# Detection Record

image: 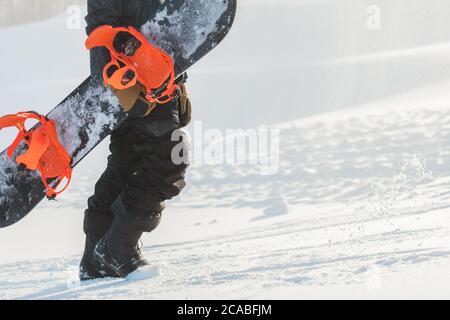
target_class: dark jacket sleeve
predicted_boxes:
[85,0,123,35]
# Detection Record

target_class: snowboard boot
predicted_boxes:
[92,220,149,278]
[79,209,114,281]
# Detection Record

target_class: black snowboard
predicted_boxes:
[0,0,237,228]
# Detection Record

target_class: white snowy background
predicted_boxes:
[1,0,450,299]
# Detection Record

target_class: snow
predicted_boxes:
[2,0,450,299]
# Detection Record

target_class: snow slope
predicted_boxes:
[3,84,450,299]
[2,0,450,299]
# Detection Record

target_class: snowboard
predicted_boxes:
[0,0,237,228]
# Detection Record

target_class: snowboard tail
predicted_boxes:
[0,0,237,228]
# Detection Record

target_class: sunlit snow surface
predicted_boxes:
[4,91,450,299]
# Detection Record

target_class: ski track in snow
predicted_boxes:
[3,100,450,299]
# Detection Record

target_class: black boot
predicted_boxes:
[92,220,149,278]
[80,236,104,281]
[91,195,162,278]
[79,209,114,281]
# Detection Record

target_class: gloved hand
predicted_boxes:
[178,82,192,127]
[112,83,156,118]
[113,72,192,122]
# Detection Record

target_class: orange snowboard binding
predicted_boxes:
[0,112,72,199]
[86,25,179,104]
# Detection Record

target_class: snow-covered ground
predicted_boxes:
[2,0,450,299]
[4,86,450,299]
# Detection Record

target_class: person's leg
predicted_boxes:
[92,122,189,277]
[80,124,139,280]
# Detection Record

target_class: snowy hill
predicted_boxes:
[1,0,450,299]
[3,86,450,299]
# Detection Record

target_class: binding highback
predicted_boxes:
[0,112,72,198]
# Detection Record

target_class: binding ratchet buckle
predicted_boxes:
[86,25,180,104]
[0,112,72,199]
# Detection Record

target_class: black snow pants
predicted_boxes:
[84,105,189,235]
